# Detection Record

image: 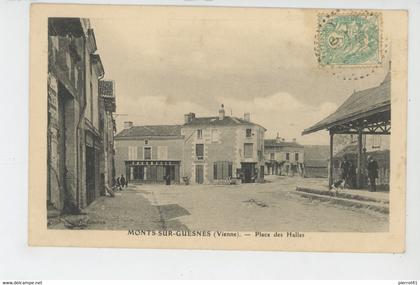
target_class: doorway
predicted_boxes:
[85,145,96,205]
[195,165,204,184]
[241,162,256,183]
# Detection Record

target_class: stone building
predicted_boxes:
[113,106,266,185]
[264,135,304,176]
[47,18,116,213]
[182,106,266,184]
[99,80,117,192]
[114,123,184,184]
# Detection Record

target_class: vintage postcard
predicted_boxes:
[29,4,407,252]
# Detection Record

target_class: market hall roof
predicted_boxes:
[184,116,266,130]
[302,70,391,135]
[115,125,182,139]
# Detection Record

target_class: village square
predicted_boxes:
[46,17,391,232]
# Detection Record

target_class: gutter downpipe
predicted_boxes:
[75,33,87,211]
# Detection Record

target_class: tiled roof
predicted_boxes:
[184,116,265,129]
[264,139,303,148]
[304,159,328,168]
[302,70,390,135]
[115,125,182,139]
[303,145,330,160]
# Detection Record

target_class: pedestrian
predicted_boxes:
[120,174,126,189]
[366,155,379,192]
[253,168,259,183]
[116,176,121,190]
[165,173,171,185]
[340,155,351,189]
[348,161,357,189]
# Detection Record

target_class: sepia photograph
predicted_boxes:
[28,4,407,251]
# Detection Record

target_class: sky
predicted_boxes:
[91,7,389,145]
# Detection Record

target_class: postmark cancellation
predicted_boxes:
[316,10,383,67]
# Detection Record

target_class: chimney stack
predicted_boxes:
[219,104,225,120]
[276,133,281,143]
[124,121,133,129]
[244,112,250,122]
[184,112,195,124]
[292,138,297,143]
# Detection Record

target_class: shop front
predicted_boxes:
[125,160,180,184]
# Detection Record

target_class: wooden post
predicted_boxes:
[329,131,334,189]
[357,128,363,189]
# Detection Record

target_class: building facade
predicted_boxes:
[113,107,266,185]
[264,136,304,176]
[114,124,184,184]
[99,80,117,192]
[47,18,116,213]
[182,106,266,184]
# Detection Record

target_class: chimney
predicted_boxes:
[282,138,285,142]
[219,104,225,120]
[244,112,250,122]
[124,121,133,129]
[276,133,281,143]
[292,138,296,143]
[184,112,196,124]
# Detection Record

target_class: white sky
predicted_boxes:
[91,8,389,145]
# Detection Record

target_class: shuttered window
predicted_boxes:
[246,128,252,138]
[211,129,219,142]
[244,143,253,158]
[196,144,204,160]
[144,147,152,160]
[157,146,168,160]
[213,161,233,180]
[128,146,137,160]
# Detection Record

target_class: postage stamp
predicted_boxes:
[317,11,382,66]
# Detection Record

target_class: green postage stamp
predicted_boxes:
[317,11,382,66]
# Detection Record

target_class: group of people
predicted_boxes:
[112,174,128,191]
[339,155,379,192]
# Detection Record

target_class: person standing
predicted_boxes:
[366,155,379,192]
[347,161,356,189]
[116,176,121,190]
[120,174,126,189]
[340,155,351,188]
[165,173,171,185]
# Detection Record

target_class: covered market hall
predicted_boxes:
[302,68,391,190]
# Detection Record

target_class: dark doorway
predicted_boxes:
[195,165,204,184]
[86,145,96,205]
[241,162,256,183]
[260,165,265,181]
